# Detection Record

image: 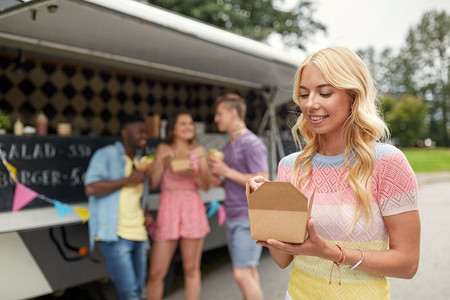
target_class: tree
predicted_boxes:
[145,0,326,50]
[360,10,450,146]
[380,96,395,117]
[358,47,400,96]
[403,10,450,146]
[385,95,429,147]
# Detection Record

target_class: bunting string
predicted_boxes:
[1,151,221,225]
[0,151,89,222]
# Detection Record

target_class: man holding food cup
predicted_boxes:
[209,93,269,300]
[84,114,153,300]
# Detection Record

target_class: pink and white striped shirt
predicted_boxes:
[277,142,418,299]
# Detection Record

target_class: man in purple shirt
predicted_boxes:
[210,93,268,300]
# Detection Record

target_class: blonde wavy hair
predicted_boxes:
[291,46,389,227]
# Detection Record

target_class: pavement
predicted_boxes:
[164,172,450,300]
[164,248,290,300]
[390,172,450,300]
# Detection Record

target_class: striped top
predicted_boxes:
[277,143,418,300]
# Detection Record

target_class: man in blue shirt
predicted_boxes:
[84,114,153,300]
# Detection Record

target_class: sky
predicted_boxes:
[278,0,450,54]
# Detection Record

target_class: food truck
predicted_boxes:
[0,0,299,298]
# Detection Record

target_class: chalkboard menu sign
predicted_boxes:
[0,135,161,212]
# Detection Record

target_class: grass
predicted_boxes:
[400,147,450,173]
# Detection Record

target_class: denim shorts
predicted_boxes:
[226,219,262,268]
[97,237,147,300]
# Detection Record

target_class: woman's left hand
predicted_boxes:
[257,219,328,258]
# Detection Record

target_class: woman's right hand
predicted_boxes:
[247,175,269,193]
[258,219,330,259]
[150,143,173,188]
[156,145,174,163]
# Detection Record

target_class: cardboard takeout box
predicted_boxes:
[170,158,191,173]
[246,181,314,243]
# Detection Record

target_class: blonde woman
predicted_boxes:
[248,46,420,299]
[147,112,210,300]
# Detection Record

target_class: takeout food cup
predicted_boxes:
[138,154,154,171]
[208,148,224,160]
[246,181,314,243]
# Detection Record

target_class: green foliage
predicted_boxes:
[358,47,400,96]
[380,96,395,116]
[385,95,429,147]
[402,148,450,172]
[403,11,450,146]
[0,110,11,131]
[360,10,450,146]
[146,0,326,49]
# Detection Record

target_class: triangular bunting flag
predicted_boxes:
[12,183,38,212]
[4,162,17,182]
[207,200,220,219]
[53,200,74,217]
[73,206,89,223]
[218,204,226,226]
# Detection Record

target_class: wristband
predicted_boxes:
[329,244,345,285]
[350,248,365,270]
[334,244,346,265]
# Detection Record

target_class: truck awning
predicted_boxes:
[0,0,300,105]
